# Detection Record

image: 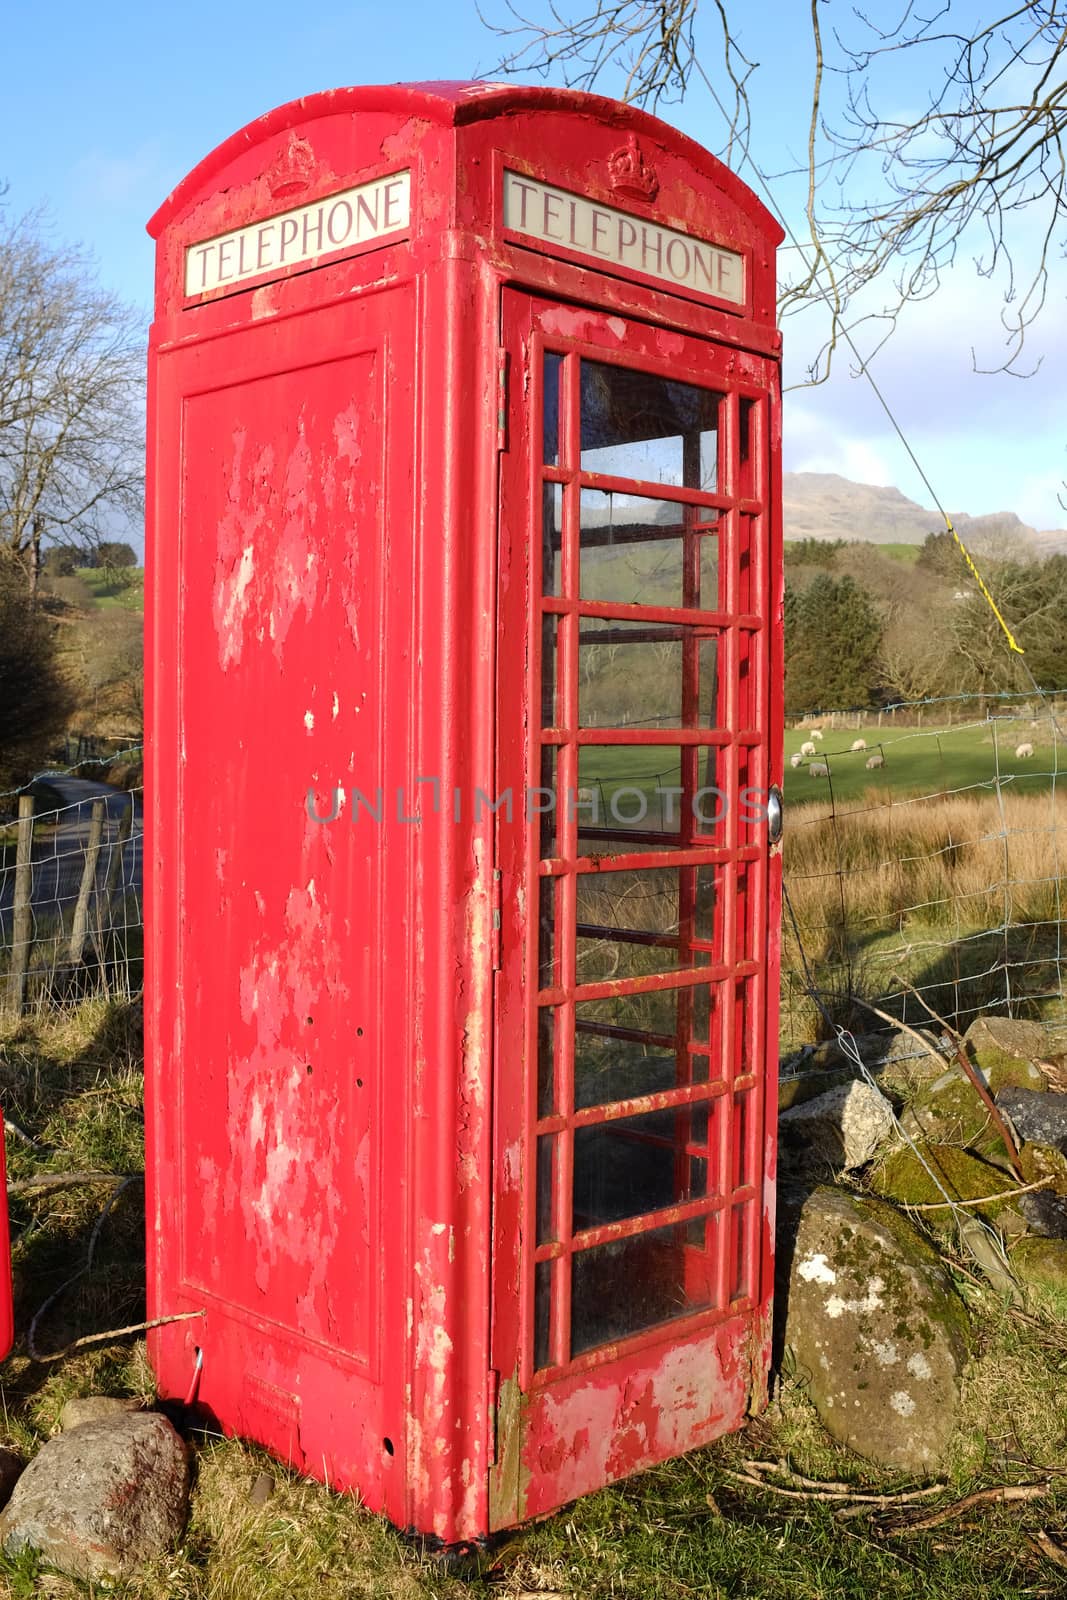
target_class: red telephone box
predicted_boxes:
[144,81,783,1544]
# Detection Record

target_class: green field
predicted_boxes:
[76,566,144,611]
[784,717,1061,805]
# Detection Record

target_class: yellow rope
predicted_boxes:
[945,518,1025,654]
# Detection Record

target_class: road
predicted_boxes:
[0,773,144,942]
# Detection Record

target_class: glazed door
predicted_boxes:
[490,291,782,1526]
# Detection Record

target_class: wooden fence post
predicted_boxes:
[69,799,106,967]
[7,794,35,1013]
[94,800,134,984]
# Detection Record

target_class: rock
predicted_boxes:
[875,1038,953,1103]
[781,1186,969,1472]
[59,1396,141,1432]
[965,1015,1053,1091]
[1016,1142,1067,1239]
[1011,1237,1067,1314]
[997,1089,1067,1155]
[871,1144,1014,1227]
[249,1471,275,1507]
[0,1449,22,1512]
[0,1411,189,1578]
[779,1080,896,1170]
[779,1068,858,1113]
[901,1068,1018,1162]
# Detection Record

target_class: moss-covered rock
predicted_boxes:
[964,1015,1051,1093]
[781,1186,970,1472]
[901,1069,1019,1166]
[1011,1237,1067,1318]
[871,1144,1015,1229]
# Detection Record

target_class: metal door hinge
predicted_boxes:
[496,350,509,452]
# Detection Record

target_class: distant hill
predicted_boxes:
[784,472,1067,555]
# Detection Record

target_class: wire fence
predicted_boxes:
[1,693,1065,1047]
[780,692,1067,1050]
[0,765,143,1011]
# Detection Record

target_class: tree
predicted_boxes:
[0,210,144,595]
[487,4,1067,381]
[0,551,73,790]
[91,541,138,570]
[785,573,883,714]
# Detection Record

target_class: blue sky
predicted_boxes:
[4,0,1064,533]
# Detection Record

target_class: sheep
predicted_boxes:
[809,761,829,777]
[810,728,824,740]
[851,738,868,752]
[790,752,804,769]
[800,740,817,757]
[865,752,885,770]
[1015,742,1034,759]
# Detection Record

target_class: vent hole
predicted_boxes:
[382,1437,394,1457]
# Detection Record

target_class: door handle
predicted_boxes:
[766,784,784,845]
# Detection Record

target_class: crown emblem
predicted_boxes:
[607,135,658,202]
[266,133,316,199]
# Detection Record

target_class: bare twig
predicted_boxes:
[908,1176,1055,1211]
[32,1310,204,1363]
[28,1176,136,1360]
[1029,1530,1067,1570]
[882,1482,1051,1536]
[8,1171,139,1195]
[4,1117,49,1154]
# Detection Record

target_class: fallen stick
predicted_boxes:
[908,1177,1055,1212]
[739,1459,946,1502]
[882,1482,1050,1535]
[1029,1530,1067,1570]
[33,1310,205,1362]
[8,1171,140,1195]
[719,1472,947,1509]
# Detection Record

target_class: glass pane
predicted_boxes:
[541,614,559,728]
[534,1259,553,1369]
[576,622,721,733]
[579,490,717,610]
[543,482,562,597]
[538,875,557,989]
[543,352,562,466]
[537,1135,556,1242]
[575,746,724,854]
[580,360,720,489]
[571,1222,716,1355]
[573,1104,710,1230]
[538,745,559,858]
[732,1090,755,1189]
[538,1006,556,1118]
[731,1201,752,1301]
[575,866,718,985]
[574,990,718,1109]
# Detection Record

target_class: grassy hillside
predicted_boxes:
[75,567,144,612]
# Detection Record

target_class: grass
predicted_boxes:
[0,1001,1066,1597]
[779,787,1067,1045]
[785,717,1063,806]
[74,567,143,613]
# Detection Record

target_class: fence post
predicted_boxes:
[7,795,35,1013]
[94,799,134,987]
[69,799,106,967]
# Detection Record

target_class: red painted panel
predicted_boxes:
[147,287,415,1518]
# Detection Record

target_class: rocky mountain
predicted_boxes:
[783,472,1067,555]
